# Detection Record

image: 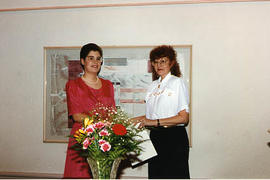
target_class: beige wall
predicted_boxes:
[0,1,270,178]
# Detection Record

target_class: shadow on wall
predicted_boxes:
[267,129,270,148]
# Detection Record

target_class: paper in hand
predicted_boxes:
[131,124,158,167]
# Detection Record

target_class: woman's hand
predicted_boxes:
[72,113,89,123]
[130,115,146,128]
[130,116,160,128]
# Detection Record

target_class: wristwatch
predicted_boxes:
[157,119,160,127]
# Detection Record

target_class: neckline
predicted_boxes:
[80,77,103,90]
[158,72,171,84]
[82,76,99,84]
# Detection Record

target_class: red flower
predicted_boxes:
[112,124,127,136]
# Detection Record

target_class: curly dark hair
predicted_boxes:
[149,45,182,81]
[80,43,103,75]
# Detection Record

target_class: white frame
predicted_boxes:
[43,45,192,145]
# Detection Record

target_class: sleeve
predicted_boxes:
[66,80,83,116]
[177,79,190,113]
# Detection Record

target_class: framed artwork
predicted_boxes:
[43,45,192,145]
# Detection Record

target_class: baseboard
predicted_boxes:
[0,171,147,179]
[0,171,62,179]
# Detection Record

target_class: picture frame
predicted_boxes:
[1,0,264,12]
[43,45,192,145]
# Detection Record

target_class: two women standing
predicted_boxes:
[64,43,190,179]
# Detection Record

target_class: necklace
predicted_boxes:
[82,76,99,85]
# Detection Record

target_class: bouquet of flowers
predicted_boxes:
[71,103,143,178]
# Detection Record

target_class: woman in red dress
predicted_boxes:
[63,43,115,178]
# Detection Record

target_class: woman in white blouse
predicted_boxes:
[132,45,190,179]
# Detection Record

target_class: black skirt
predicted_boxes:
[148,126,190,179]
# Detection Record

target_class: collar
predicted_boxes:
[158,72,172,85]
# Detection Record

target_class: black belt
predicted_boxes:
[147,125,184,131]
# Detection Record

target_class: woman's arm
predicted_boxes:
[142,109,189,127]
[131,109,189,128]
[157,109,189,127]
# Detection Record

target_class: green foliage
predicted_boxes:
[71,105,144,162]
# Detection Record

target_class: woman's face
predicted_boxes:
[152,57,173,79]
[81,50,102,75]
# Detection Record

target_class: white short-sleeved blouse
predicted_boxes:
[145,72,189,122]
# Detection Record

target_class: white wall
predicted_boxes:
[0,1,270,178]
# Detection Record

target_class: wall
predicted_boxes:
[0,1,270,178]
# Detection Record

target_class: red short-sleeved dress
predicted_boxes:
[63,77,115,178]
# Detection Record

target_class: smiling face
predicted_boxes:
[81,50,102,75]
[152,57,174,80]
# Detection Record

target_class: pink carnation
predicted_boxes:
[99,129,110,136]
[98,139,106,145]
[85,125,95,135]
[100,142,111,152]
[94,122,105,129]
[82,138,91,149]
